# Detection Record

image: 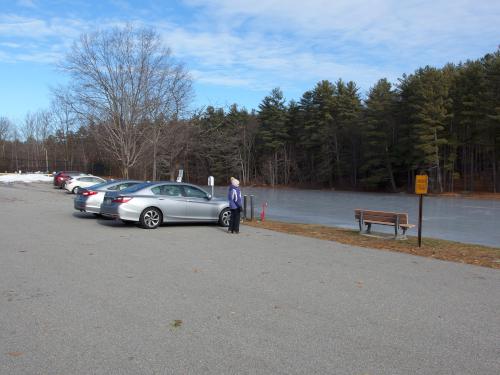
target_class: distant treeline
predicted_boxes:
[0,47,499,193]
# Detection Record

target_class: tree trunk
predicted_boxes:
[461,145,466,192]
[470,145,474,192]
[434,129,443,193]
[493,147,497,193]
[450,159,455,193]
[385,144,396,192]
[122,165,129,179]
[333,133,342,186]
[152,142,157,181]
[268,159,274,186]
[45,148,49,173]
[169,160,175,181]
[283,146,290,185]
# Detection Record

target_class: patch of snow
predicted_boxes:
[0,173,53,183]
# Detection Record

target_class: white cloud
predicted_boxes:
[155,21,393,93]
[17,0,37,8]
[0,50,12,62]
[0,42,22,48]
[191,69,255,87]
[0,14,87,40]
[0,15,133,64]
[163,0,500,97]
[2,0,498,103]
[183,0,500,63]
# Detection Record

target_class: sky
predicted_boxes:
[1,0,499,122]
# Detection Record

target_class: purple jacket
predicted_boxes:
[228,185,242,209]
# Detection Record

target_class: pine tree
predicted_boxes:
[399,67,452,192]
[310,80,337,186]
[482,50,500,192]
[257,88,289,185]
[361,78,399,190]
[335,80,362,187]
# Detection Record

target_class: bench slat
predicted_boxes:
[355,208,414,237]
[355,209,409,225]
[364,220,397,226]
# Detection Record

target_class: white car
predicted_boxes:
[65,175,107,194]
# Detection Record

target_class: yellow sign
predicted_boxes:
[415,175,428,194]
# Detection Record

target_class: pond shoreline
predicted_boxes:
[240,183,500,200]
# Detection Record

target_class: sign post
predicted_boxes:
[208,176,214,197]
[415,174,428,247]
[176,169,184,183]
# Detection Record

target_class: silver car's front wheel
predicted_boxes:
[139,207,162,229]
[219,208,231,227]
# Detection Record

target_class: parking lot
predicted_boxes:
[1,182,499,374]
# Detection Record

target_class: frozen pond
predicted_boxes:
[214,186,500,248]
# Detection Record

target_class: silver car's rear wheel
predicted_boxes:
[140,207,162,229]
[72,186,79,194]
[219,208,231,227]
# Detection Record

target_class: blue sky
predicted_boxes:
[1,0,499,122]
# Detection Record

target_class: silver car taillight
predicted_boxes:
[112,196,133,203]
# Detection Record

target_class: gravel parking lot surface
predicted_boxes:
[1,182,499,375]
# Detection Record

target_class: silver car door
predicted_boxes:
[182,185,217,220]
[152,184,186,221]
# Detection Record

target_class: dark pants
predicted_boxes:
[229,208,240,233]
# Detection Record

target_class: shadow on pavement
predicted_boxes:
[72,212,99,219]
[95,218,134,227]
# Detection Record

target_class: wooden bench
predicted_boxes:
[354,209,415,239]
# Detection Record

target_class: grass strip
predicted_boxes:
[244,220,500,269]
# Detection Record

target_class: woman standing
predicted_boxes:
[227,177,242,234]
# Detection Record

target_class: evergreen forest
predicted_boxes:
[1,48,499,193]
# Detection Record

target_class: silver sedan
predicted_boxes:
[100,182,231,229]
[74,180,142,215]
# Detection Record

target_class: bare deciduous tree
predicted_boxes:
[51,92,78,170]
[59,25,192,178]
[146,63,192,180]
[34,110,53,172]
[0,117,11,161]
[21,112,37,170]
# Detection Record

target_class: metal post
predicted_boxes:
[208,176,214,198]
[418,194,423,247]
[250,195,254,221]
[395,214,399,238]
[243,195,248,220]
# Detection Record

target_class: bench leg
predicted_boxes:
[358,219,362,233]
[366,223,371,233]
[400,227,408,240]
[394,227,408,240]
